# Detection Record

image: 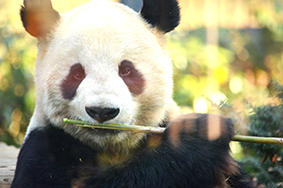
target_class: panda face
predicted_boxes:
[29,0,174,150]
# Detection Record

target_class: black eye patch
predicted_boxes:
[119,60,145,95]
[61,63,85,100]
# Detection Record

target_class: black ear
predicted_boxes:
[20,0,60,38]
[140,0,180,33]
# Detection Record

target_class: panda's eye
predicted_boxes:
[118,60,145,95]
[120,66,131,76]
[119,60,134,77]
[73,70,85,80]
[61,63,85,100]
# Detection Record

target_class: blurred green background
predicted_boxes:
[1,0,283,147]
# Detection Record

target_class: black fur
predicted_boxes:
[11,116,254,188]
[11,124,96,188]
[61,63,85,100]
[140,0,180,33]
[226,167,255,188]
[20,6,26,28]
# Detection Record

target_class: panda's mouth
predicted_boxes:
[74,118,129,135]
[87,127,121,135]
[78,122,121,134]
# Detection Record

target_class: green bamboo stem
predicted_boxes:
[233,135,283,145]
[63,118,283,145]
[63,118,165,134]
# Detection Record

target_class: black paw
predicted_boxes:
[167,113,235,146]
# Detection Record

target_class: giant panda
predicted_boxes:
[11,0,254,187]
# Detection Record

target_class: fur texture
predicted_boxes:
[12,0,254,187]
[12,115,253,188]
[140,0,180,33]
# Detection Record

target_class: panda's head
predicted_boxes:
[21,0,180,151]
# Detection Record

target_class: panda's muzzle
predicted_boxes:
[85,107,120,123]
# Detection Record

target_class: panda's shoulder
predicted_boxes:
[21,124,97,163]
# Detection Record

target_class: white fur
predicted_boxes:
[26,0,179,151]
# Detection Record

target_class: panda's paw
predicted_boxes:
[167,113,235,146]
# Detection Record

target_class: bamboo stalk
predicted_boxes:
[233,135,283,145]
[63,118,283,145]
[63,118,165,134]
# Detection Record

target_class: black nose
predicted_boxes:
[85,107,119,123]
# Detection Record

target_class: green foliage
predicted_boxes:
[167,30,235,111]
[167,28,273,114]
[241,83,283,187]
[0,18,36,146]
